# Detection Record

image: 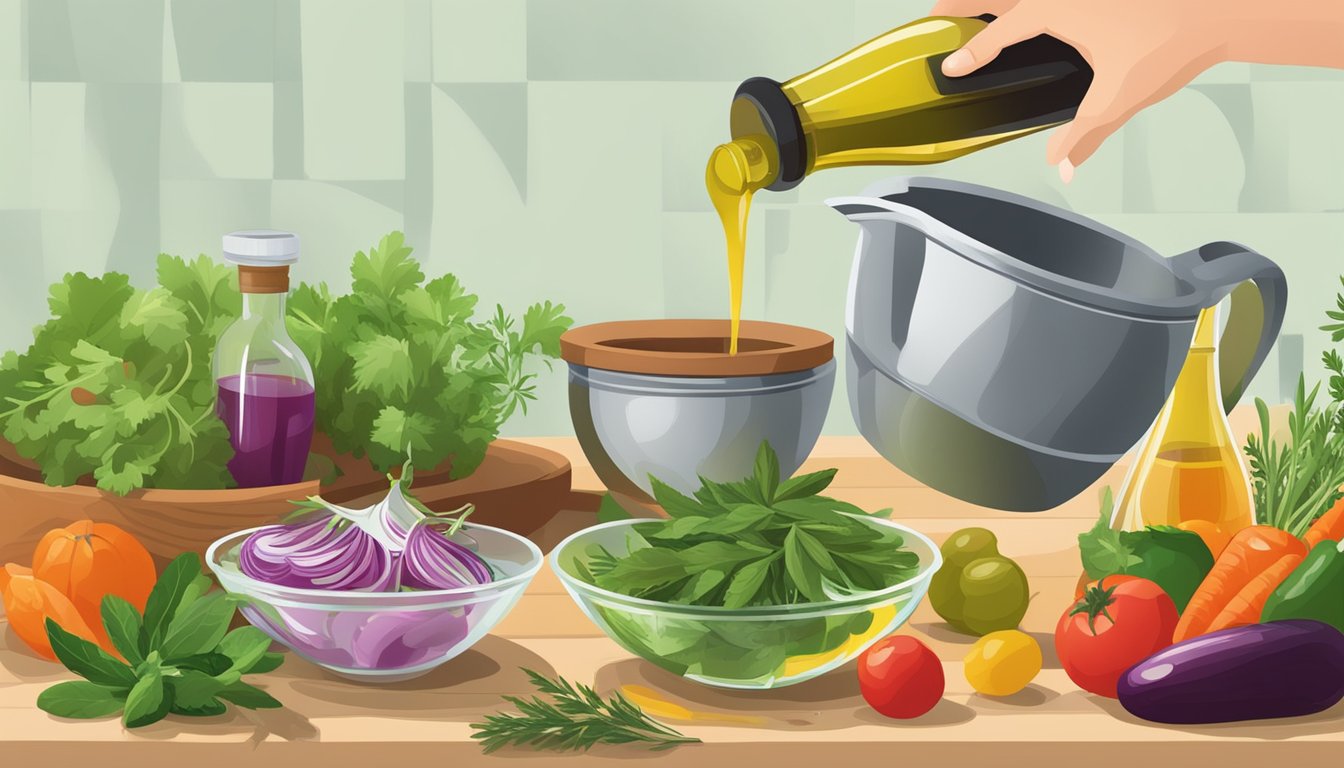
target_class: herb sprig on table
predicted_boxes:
[36,553,284,727]
[470,669,699,754]
[582,443,919,608]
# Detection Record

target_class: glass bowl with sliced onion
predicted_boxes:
[206,465,542,682]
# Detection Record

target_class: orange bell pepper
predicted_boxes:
[0,563,102,660]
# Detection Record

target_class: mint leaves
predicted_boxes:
[586,443,919,608]
[0,257,237,493]
[284,232,572,477]
[36,553,284,727]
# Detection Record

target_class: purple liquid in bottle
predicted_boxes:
[216,373,315,487]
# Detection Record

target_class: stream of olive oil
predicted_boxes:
[706,138,773,355]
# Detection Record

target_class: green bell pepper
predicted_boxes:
[1261,538,1344,633]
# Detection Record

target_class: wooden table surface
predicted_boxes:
[3,429,1340,766]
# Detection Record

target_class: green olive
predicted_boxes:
[956,556,1030,635]
[928,527,1030,636]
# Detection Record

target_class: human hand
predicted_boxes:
[931,0,1224,180]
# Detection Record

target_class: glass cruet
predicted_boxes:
[1111,304,1255,536]
[213,230,316,488]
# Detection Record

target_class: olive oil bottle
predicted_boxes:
[708,14,1093,353]
[1110,306,1255,541]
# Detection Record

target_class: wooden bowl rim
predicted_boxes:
[559,319,834,377]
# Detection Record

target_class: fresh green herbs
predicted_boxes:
[36,553,284,727]
[286,232,572,477]
[0,256,238,493]
[470,669,699,754]
[0,232,570,494]
[584,443,918,609]
[1078,488,1214,612]
[1245,369,1344,537]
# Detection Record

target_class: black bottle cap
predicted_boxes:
[732,77,806,192]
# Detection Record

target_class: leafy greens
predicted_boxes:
[36,553,285,727]
[584,443,919,608]
[286,232,572,477]
[0,232,571,493]
[0,257,238,493]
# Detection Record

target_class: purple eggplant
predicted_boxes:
[1118,620,1344,724]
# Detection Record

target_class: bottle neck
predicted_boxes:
[241,291,286,321]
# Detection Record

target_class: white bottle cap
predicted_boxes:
[222,230,300,266]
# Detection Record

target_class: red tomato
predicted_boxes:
[1055,576,1178,698]
[857,635,944,719]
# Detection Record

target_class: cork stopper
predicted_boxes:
[238,265,290,294]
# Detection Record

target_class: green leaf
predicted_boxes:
[369,405,435,455]
[172,652,233,676]
[349,335,414,399]
[217,681,282,710]
[143,553,207,648]
[170,697,228,717]
[37,681,126,720]
[752,442,781,504]
[159,592,236,660]
[44,619,138,688]
[244,653,285,675]
[122,668,170,729]
[119,287,189,350]
[596,493,632,523]
[167,670,225,711]
[648,477,704,518]
[100,594,147,665]
[216,627,273,680]
[775,468,837,501]
[722,553,780,609]
[783,527,826,601]
[518,301,572,357]
[350,232,422,303]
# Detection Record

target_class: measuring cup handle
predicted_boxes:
[1170,242,1288,413]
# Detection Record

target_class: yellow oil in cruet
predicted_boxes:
[1111,305,1255,538]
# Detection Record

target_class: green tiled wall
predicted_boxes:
[2,0,1342,437]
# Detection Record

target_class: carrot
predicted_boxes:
[1204,552,1305,634]
[1303,496,1344,549]
[1173,526,1307,642]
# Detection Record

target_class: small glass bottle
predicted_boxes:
[214,231,316,488]
[1111,304,1254,534]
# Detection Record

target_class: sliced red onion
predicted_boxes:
[240,517,396,592]
[236,463,493,595]
[400,518,494,590]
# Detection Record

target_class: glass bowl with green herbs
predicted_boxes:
[551,444,941,690]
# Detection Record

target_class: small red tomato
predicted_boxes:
[1056,576,1178,698]
[858,635,944,719]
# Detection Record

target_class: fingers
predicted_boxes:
[1046,77,1130,177]
[941,11,1044,76]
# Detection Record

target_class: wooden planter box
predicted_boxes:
[0,437,571,570]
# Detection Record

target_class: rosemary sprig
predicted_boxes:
[470,670,700,754]
[1244,365,1344,537]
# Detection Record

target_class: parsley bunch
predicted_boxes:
[0,256,237,493]
[286,232,572,477]
[581,443,919,608]
[37,553,284,727]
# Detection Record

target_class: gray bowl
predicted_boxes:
[567,361,835,499]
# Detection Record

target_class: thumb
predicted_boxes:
[941,12,1043,76]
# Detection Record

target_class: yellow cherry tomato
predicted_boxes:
[963,629,1042,696]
